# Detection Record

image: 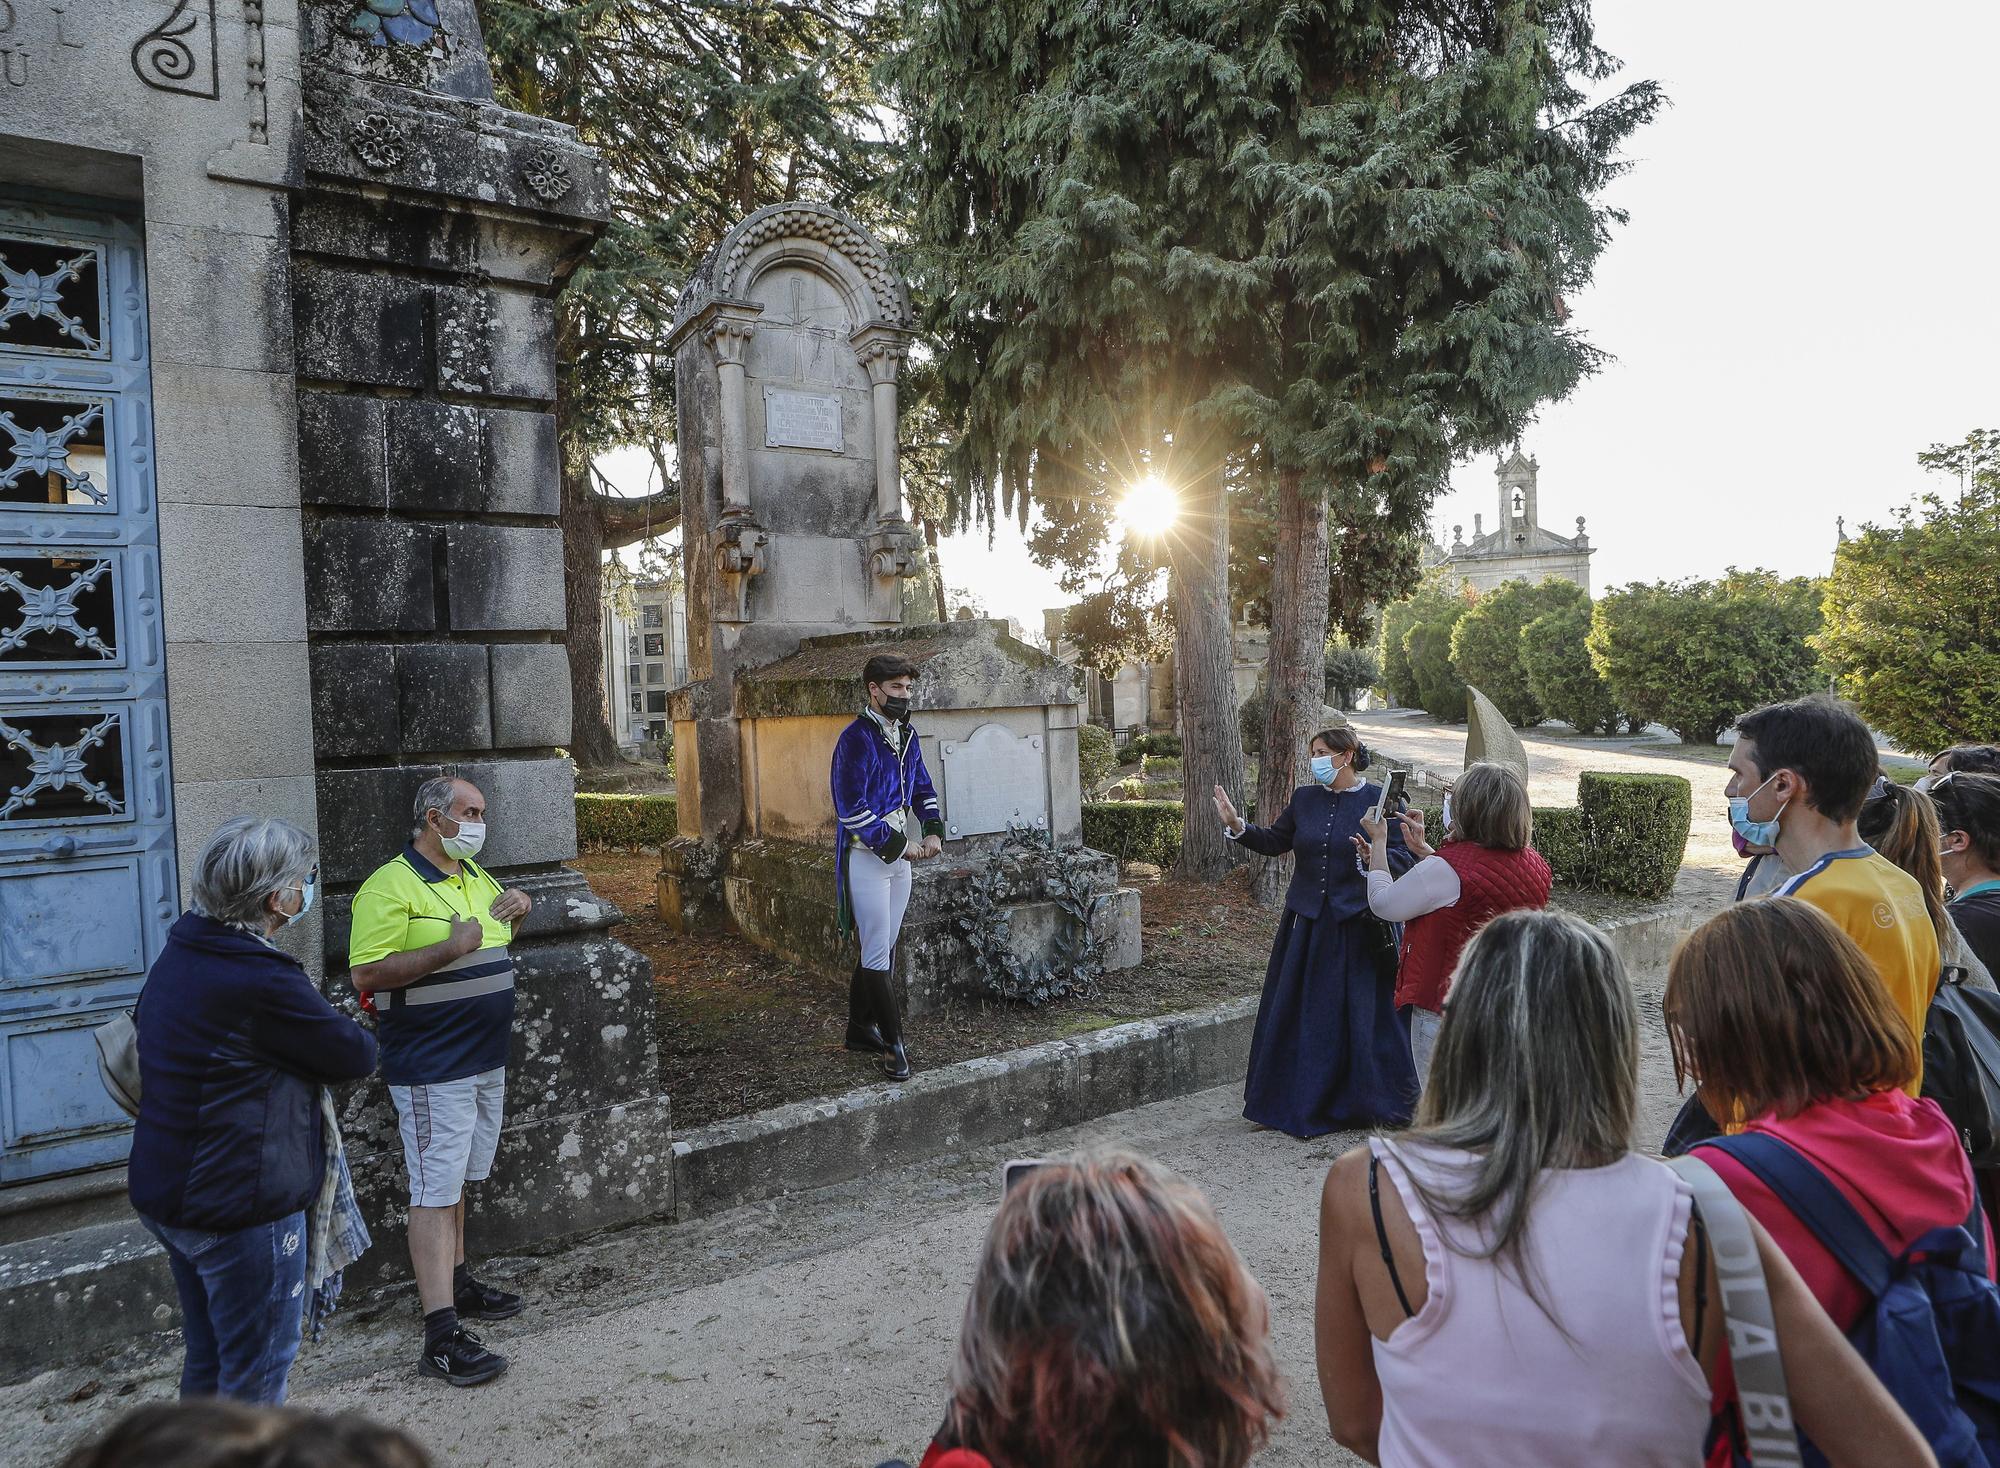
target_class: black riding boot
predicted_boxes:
[844,964,889,1053]
[864,966,911,1081]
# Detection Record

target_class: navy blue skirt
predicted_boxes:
[1243,909,1416,1138]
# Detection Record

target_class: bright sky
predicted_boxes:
[610,1,2000,639]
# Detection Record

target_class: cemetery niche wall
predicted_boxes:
[658,204,1141,1015]
[0,0,666,1378]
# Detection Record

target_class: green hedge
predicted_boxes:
[1116,732,1183,762]
[1077,723,1118,789]
[1574,772,1692,899]
[576,793,678,852]
[1082,800,1184,867]
[1529,805,1591,888]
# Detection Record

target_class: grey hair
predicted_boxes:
[411,776,465,840]
[191,815,316,931]
[1403,909,1637,1312]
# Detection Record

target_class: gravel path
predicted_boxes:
[4,968,1689,1468]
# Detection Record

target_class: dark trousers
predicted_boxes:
[141,1209,309,1404]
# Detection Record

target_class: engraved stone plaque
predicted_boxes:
[763,387,843,451]
[940,723,1049,838]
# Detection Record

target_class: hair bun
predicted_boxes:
[1353,742,1370,772]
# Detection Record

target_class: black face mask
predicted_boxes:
[880,695,911,722]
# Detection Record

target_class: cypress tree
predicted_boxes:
[891,0,1658,885]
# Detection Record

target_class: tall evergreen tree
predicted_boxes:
[480,0,893,763]
[890,0,1657,885]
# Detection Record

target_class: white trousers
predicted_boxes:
[848,843,912,970]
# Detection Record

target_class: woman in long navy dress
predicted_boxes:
[1212,727,1417,1136]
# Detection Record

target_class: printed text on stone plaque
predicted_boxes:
[763,387,843,452]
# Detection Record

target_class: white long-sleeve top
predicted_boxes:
[1365,854,1462,923]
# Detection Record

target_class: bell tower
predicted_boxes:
[1497,449,1539,547]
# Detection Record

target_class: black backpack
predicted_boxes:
[1925,967,2000,1168]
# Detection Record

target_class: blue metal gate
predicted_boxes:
[0,199,176,1185]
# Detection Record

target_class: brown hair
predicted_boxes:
[943,1149,1284,1468]
[1857,780,1950,951]
[1935,744,2000,776]
[1448,761,1532,851]
[1309,726,1369,772]
[59,1402,429,1468]
[1665,898,1919,1124]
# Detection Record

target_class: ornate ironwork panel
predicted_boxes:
[0,202,176,1185]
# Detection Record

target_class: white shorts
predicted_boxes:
[388,1066,505,1209]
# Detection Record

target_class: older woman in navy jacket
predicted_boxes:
[1213,727,1416,1135]
[129,816,376,1404]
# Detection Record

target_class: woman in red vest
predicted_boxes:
[1356,761,1551,1079]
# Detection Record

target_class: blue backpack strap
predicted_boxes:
[1696,1132,1892,1299]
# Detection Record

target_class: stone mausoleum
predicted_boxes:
[658,203,1140,1013]
[0,0,663,1375]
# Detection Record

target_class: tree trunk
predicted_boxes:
[921,516,949,623]
[561,443,623,769]
[1165,465,1246,881]
[1254,469,1331,906]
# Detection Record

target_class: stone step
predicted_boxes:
[0,1168,131,1247]
[0,1218,174,1384]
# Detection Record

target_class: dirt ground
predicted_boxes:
[581,855,1273,1130]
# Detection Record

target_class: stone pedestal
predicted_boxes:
[661,619,1142,1011]
[293,2,669,1258]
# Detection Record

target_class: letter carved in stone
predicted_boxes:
[132,0,220,99]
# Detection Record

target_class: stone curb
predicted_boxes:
[666,902,1700,1224]
[671,996,1262,1222]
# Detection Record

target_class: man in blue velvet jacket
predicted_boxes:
[831,653,945,1080]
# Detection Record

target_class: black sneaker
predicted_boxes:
[454,1276,525,1321]
[418,1326,508,1387]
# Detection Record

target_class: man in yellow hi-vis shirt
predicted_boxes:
[350,776,532,1388]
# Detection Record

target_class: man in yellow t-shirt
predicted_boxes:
[349,775,531,1388]
[1727,696,1940,1088]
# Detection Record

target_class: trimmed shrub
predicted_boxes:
[1450,577,1587,727]
[1520,600,1621,734]
[1575,772,1692,899]
[1077,723,1118,789]
[1529,805,1591,888]
[1082,800,1184,867]
[576,793,678,852]
[1404,609,1469,722]
[1116,732,1184,762]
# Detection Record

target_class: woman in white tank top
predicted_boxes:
[1312,909,1933,1468]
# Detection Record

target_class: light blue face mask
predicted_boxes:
[1727,773,1787,849]
[282,871,318,928]
[1310,754,1339,785]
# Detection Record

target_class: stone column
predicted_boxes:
[852,323,918,584]
[707,308,760,519]
[853,328,907,523]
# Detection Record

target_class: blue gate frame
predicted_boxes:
[0,198,177,1185]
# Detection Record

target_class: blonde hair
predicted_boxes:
[1449,761,1532,851]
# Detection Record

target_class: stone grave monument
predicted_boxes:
[658,203,1139,1012]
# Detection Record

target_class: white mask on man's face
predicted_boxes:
[440,817,487,860]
